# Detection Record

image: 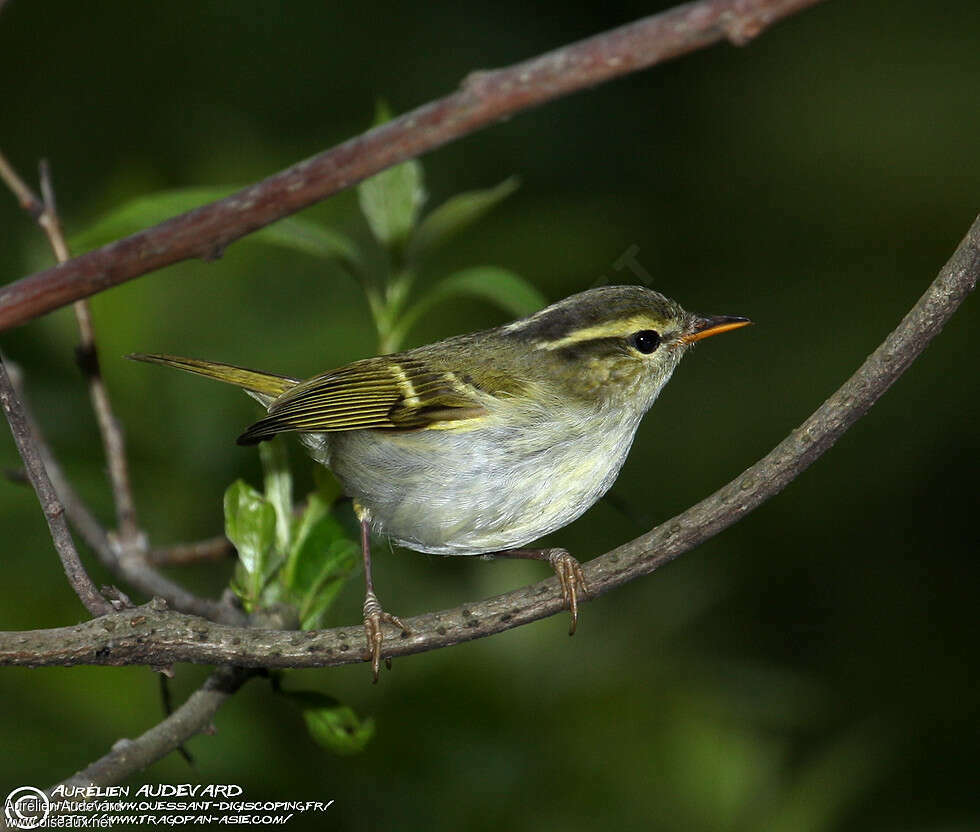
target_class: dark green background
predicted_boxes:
[0,1,976,830]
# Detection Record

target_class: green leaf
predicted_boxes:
[304,703,375,755]
[281,492,360,630]
[281,493,359,628]
[281,690,375,755]
[251,217,362,272]
[388,266,546,350]
[285,495,340,587]
[287,493,329,571]
[357,102,426,250]
[259,439,293,555]
[408,177,519,261]
[298,538,359,629]
[70,186,362,271]
[434,266,546,316]
[223,480,277,607]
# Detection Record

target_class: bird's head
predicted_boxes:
[502,285,751,412]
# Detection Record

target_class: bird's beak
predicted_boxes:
[680,315,753,344]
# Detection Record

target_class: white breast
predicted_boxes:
[306,404,643,556]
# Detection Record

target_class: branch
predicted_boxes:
[0,358,111,617]
[2,212,974,668]
[51,666,253,791]
[0,0,827,331]
[149,536,235,566]
[71,295,142,544]
[5,368,245,626]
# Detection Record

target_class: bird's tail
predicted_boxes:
[128,353,298,400]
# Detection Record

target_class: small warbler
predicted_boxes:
[132,285,750,680]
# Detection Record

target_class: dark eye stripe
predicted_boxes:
[553,337,626,362]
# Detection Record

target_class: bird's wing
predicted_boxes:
[236,355,488,444]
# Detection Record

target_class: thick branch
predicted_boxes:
[1,213,974,669]
[0,0,826,331]
[0,359,111,617]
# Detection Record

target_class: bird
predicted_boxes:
[131,284,750,680]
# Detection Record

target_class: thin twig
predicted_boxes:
[51,667,252,791]
[0,151,41,217]
[149,536,235,566]
[38,157,142,543]
[0,357,111,617]
[35,160,71,262]
[159,674,195,765]
[71,297,142,544]
[2,212,975,669]
[0,0,828,331]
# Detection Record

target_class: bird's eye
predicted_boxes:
[631,330,661,354]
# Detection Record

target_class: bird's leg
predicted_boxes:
[486,548,590,635]
[359,516,407,683]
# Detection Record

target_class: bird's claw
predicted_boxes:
[363,591,408,683]
[546,548,590,635]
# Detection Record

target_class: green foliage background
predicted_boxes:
[0,1,977,830]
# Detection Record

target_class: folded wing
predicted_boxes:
[237,356,487,444]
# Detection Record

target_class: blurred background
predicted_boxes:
[0,0,977,829]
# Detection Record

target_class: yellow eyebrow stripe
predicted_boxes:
[533,315,664,350]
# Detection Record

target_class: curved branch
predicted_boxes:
[1,213,975,669]
[0,0,826,331]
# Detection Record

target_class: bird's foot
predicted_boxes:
[544,548,590,635]
[491,547,591,635]
[362,590,408,683]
